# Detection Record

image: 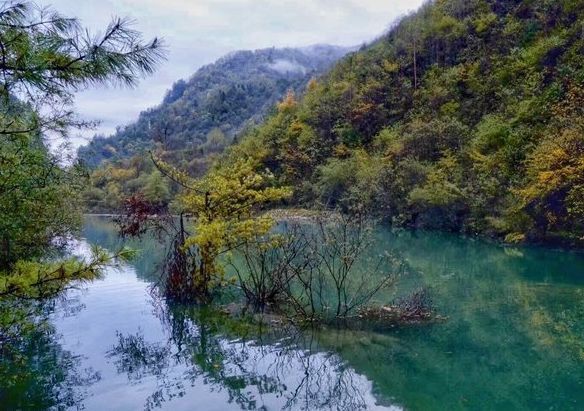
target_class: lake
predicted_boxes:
[2,215,583,410]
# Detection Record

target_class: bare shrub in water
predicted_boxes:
[229,227,308,312]
[285,214,406,322]
[235,214,409,323]
[358,288,434,328]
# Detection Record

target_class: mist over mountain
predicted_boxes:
[78,45,351,167]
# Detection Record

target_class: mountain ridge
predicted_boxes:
[78,44,352,168]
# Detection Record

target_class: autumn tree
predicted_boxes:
[516,124,584,239]
[150,156,291,302]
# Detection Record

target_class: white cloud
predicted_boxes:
[45,0,426,148]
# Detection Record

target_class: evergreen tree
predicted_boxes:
[0,1,164,284]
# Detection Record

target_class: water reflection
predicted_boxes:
[2,216,583,410]
[108,303,397,411]
[0,298,100,409]
[82,216,584,411]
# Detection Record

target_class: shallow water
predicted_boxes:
[2,215,583,410]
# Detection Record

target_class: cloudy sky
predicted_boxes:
[47,0,425,148]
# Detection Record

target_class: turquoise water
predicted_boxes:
[1,215,583,410]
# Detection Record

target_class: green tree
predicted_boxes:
[0,1,164,281]
[0,133,83,266]
[143,170,171,204]
[202,127,228,153]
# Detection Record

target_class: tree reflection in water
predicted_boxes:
[107,301,398,411]
[0,297,101,409]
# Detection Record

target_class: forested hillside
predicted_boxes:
[219,0,584,245]
[78,45,350,168]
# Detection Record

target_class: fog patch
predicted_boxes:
[267,59,307,75]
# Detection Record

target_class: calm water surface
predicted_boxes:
[2,215,583,410]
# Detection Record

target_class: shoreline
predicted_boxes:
[84,210,584,253]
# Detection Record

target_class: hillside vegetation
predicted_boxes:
[79,45,350,168]
[80,45,349,211]
[218,0,584,245]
